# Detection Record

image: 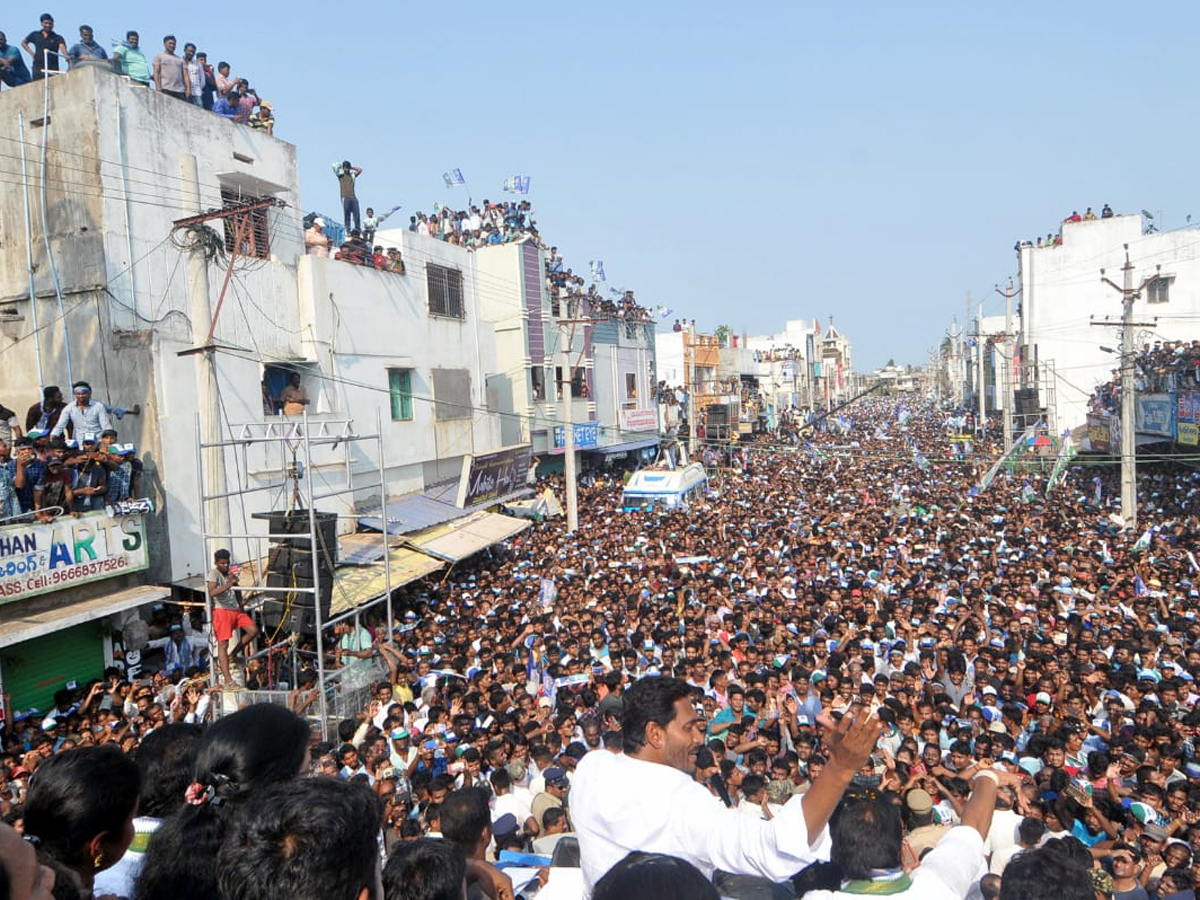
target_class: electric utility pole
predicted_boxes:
[975,303,985,436]
[558,317,590,533]
[174,160,284,542]
[995,279,1020,452]
[1099,245,1159,530]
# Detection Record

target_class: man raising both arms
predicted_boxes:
[571,676,882,897]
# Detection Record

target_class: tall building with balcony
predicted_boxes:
[1018,213,1200,430]
[475,243,660,471]
[0,67,511,712]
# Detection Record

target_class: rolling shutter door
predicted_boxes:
[0,621,104,713]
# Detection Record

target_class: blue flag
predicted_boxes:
[443,168,466,188]
[503,175,531,194]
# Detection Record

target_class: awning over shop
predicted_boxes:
[329,545,444,616]
[1136,433,1172,446]
[406,511,530,563]
[0,584,171,649]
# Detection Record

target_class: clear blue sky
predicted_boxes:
[22,1,1200,369]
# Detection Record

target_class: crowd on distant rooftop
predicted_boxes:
[407,200,539,250]
[0,12,274,134]
[1090,339,1200,417]
[1015,204,1116,250]
[545,248,652,322]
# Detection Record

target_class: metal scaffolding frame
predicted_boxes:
[1000,356,1059,442]
[195,410,394,738]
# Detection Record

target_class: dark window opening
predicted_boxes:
[427,264,465,318]
[220,187,271,260]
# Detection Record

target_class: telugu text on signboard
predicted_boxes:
[1087,414,1113,454]
[0,511,149,602]
[1177,393,1200,445]
[1135,394,1173,437]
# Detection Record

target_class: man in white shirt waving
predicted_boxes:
[571,675,881,897]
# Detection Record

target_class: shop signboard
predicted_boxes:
[0,510,149,603]
[1177,392,1200,445]
[456,445,532,507]
[618,409,658,432]
[1135,394,1173,437]
[1087,414,1112,453]
[552,422,600,449]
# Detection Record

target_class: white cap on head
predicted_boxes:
[313,218,325,228]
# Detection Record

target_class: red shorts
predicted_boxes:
[213,608,255,642]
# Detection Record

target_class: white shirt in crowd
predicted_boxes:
[571,748,830,898]
[493,787,534,828]
[804,826,987,900]
[983,806,1022,860]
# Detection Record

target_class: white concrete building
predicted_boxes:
[589,316,658,459]
[741,319,816,412]
[0,68,506,710]
[1018,213,1200,429]
[474,241,593,457]
[473,242,660,466]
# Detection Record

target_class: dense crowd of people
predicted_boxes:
[7,397,1200,899]
[311,171,657,330]
[1090,339,1200,416]
[0,381,143,522]
[406,200,539,250]
[0,13,275,134]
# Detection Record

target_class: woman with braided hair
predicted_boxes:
[134,704,311,900]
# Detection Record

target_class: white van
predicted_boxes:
[621,461,708,512]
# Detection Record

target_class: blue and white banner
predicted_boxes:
[589,259,606,282]
[503,175,531,194]
[1135,394,1173,437]
[442,168,466,188]
[656,306,673,319]
[553,422,600,449]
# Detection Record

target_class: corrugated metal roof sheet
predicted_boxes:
[357,490,466,535]
[358,483,533,535]
[406,511,530,563]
